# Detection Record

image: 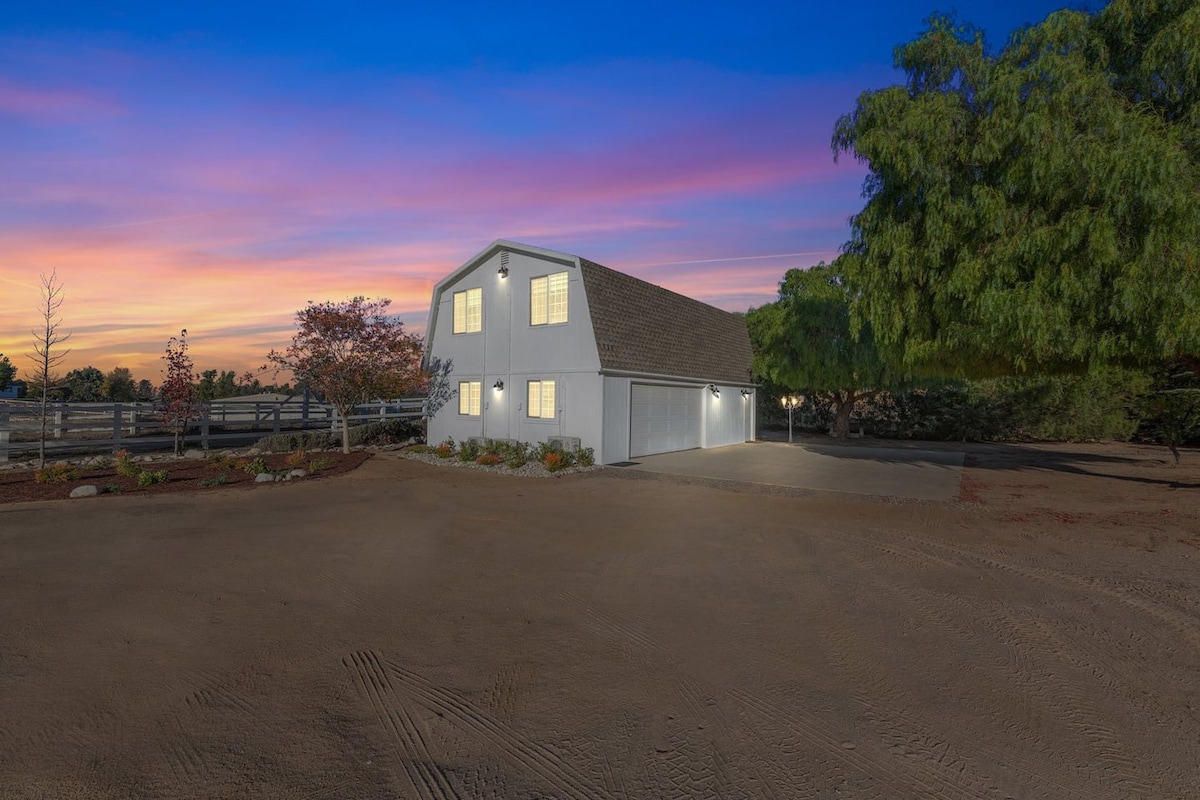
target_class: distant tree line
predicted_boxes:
[0,362,292,402]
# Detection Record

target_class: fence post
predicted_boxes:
[272,406,281,435]
[0,408,9,464]
[54,407,65,439]
[201,405,210,450]
[112,404,122,454]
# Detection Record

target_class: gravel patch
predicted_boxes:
[401,449,601,478]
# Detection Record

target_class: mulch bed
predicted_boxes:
[0,451,372,505]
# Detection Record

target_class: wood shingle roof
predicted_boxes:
[578,258,754,385]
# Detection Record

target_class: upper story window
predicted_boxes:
[458,381,481,416]
[453,287,482,333]
[530,272,568,326]
[527,380,556,419]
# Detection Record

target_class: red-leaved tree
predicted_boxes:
[268,298,424,453]
[159,329,200,456]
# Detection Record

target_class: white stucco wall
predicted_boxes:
[427,249,604,454]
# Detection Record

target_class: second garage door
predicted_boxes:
[629,384,702,458]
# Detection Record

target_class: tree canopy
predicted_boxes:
[65,366,105,401]
[0,354,13,391]
[832,1,1200,377]
[747,262,895,438]
[268,297,424,453]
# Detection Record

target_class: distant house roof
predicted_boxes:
[579,258,753,385]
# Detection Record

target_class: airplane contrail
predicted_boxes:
[92,210,227,230]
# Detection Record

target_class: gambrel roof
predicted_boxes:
[426,240,754,385]
[578,258,753,385]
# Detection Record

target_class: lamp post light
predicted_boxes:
[780,395,802,444]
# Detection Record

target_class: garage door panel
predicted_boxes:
[630,383,701,458]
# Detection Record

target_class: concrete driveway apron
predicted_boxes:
[618,441,965,501]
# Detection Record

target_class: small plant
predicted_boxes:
[492,440,530,468]
[115,449,140,477]
[406,443,434,454]
[458,439,482,462]
[435,438,455,458]
[200,474,227,488]
[574,446,595,467]
[35,463,79,483]
[102,484,121,494]
[542,451,567,472]
[308,456,334,474]
[241,457,268,475]
[206,451,235,469]
[476,452,504,466]
[285,450,308,468]
[137,469,168,486]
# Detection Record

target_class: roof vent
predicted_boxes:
[500,251,510,268]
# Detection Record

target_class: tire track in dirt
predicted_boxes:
[886,586,1142,799]
[730,686,1001,799]
[853,529,1200,733]
[558,592,873,799]
[862,528,1200,650]
[816,542,1124,800]
[343,650,463,800]
[378,654,609,800]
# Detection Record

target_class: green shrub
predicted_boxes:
[137,469,168,486]
[200,474,227,488]
[102,484,121,494]
[206,451,235,469]
[458,439,482,462]
[308,456,334,473]
[255,431,335,453]
[574,446,595,467]
[115,449,140,477]
[240,458,268,475]
[406,443,434,454]
[35,464,79,484]
[346,418,422,447]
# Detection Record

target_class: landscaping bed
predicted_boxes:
[0,448,372,504]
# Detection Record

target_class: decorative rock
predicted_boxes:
[70,485,99,498]
[254,472,275,483]
[183,449,205,459]
[286,469,307,480]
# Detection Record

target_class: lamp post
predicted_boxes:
[780,395,802,444]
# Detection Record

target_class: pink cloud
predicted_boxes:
[0,78,119,122]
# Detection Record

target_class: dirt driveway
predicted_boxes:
[2,444,1199,798]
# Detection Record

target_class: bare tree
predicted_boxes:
[28,270,71,467]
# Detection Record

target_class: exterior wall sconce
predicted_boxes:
[740,389,751,399]
[497,265,509,278]
[707,384,720,398]
[493,379,504,391]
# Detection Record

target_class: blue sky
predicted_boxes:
[0,0,1079,376]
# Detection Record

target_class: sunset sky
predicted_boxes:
[1,0,1075,382]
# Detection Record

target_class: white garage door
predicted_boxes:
[630,384,702,458]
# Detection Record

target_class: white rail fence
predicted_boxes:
[0,396,426,462]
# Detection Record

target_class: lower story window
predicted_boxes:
[458,381,481,416]
[527,380,556,419]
